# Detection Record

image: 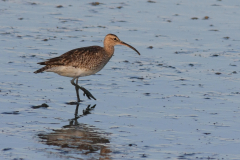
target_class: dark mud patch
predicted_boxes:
[175,51,194,54]
[163,65,176,69]
[129,76,144,80]
[147,0,156,3]
[143,93,151,96]
[90,2,103,6]
[202,16,209,20]
[211,54,219,57]
[56,5,63,8]
[191,17,198,20]
[1,111,20,115]
[223,37,230,40]
[2,148,12,151]
[176,78,187,81]
[65,101,79,105]
[31,103,49,109]
[147,46,153,49]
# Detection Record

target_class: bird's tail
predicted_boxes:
[34,66,50,74]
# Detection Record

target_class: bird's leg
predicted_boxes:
[75,78,81,102]
[71,78,96,101]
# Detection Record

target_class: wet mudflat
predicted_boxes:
[1,0,240,159]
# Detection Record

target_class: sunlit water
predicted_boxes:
[1,0,240,159]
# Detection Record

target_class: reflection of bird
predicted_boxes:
[34,34,140,102]
[38,104,111,159]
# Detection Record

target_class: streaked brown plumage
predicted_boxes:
[34,34,140,102]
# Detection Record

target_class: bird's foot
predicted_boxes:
[76,85,96,100]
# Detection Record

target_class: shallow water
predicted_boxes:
[1,0,240,159]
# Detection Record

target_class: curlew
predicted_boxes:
[34,34,140,102]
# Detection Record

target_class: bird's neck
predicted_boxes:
[103,45,115,57]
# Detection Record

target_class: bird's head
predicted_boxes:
[104,34,140,55]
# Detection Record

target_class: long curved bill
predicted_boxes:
[119,41,141,55]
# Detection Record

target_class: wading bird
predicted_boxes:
[34,34,140,102]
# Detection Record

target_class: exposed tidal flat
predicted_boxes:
[1,0,240,159]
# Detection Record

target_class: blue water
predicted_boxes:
[1,0,240,159]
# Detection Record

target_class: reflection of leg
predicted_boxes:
[69,104,96,126]
[71,78,96,102]
[83,104,96,115]
[75,78,80,102]
[69,103,80,126]
[74,103,79,117]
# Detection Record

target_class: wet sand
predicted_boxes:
[1,0,240,159]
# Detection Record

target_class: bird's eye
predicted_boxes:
[114,38,117,41]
